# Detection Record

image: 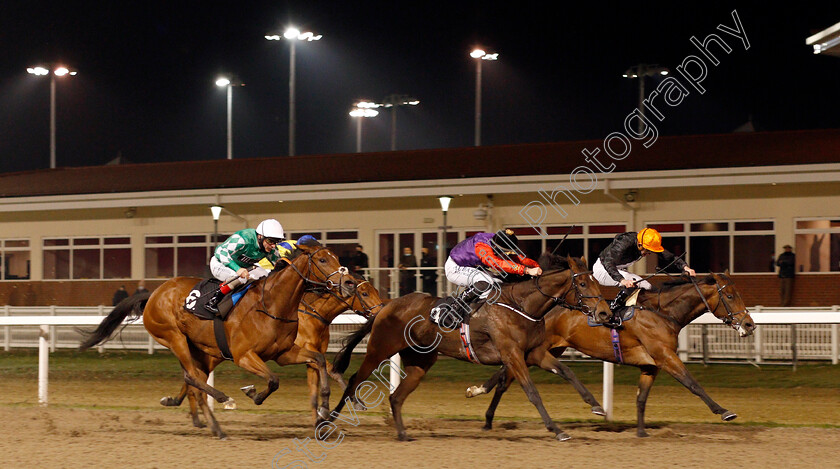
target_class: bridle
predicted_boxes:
[256,246,348,321]
[689,275,750,329]
[535,267,604,317]
[297,278,384,324]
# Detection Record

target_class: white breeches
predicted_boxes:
[592,258,653,290]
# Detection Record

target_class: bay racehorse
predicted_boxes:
[466,271,756,437]
[331,256,610,441]
[79,238,346,439]
[165,274,386,425]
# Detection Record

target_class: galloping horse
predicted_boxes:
[166,274,386,425]
[79,238,346,439]
[467,272,757,437]
[331,256,611,441]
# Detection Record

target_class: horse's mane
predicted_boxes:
[538,252,570,272]
[652,274,716,292]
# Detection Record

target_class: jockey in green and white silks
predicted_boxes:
[205,218,288,315]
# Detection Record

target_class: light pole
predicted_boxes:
[349,101,380,153]
[27,65,77,169]
[266,28,322,157]
[210,205,223,245]
[470,49,498,147]
[623,64,669,133]
[215,77,244,160]
[438,196,453,296]
[382,94,419,151]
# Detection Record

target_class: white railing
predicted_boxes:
[0,311,367,406]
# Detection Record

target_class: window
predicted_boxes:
[145,234,221,278]
[1,239,31,280]
[794,219,840,272]
[43,237,131,280]
[289,230,359,266]
[645,221,774,274]
[508,224,627,268]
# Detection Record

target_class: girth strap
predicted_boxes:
[460,323,481,365]
[214,316,233,361]
[610,328,623,364]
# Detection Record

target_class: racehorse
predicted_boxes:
[164,274,386,425]
[79,238,346,439]
[466,271,757,437]
[331,256,611,441]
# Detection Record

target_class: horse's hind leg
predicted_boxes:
[483,368,514,431]
[659,352,736,421]
[541,352,605,416]
[275,345,331,420]
[504,351,571,441]
[466,366,505,398]
[160,383,188,407]
[389,349,438,441]
[636,365,659,437]
[193,386,226,439]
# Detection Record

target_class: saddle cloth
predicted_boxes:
[183,278,254,320]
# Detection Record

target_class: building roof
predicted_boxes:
[1,128,839,199]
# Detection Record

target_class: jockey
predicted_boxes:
[431,228,542,325]
[205,218,290,315]
[594,227,696,312]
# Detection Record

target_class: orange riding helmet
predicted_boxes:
[637,228,664,252]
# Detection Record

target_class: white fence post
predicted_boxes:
[97,305,105,354]
[390,354,402,394]
[678,329,688,362]
[207,372,215,410]
[3,305,9,351]
[38,324,49,406]
[754,305,763,364]
[602,362,614,421]
[49,305,56,353]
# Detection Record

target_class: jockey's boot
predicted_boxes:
[453,281,490,322]
[204,289,225,316]
[607,287,631,325]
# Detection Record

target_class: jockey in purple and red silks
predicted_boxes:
[431,229,542,326]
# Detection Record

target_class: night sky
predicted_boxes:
[1,1,839,174]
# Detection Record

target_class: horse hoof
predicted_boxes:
[223,398,237,410]
[465,386,484,398]
[591,405,606,416]
[397,434,416,442]
[160,396,178,407]
[555,432,572,442]
[352,400,368,412]
[481,425,492,432]
[637,430,649,438]
[317,407,330,421]
[240,385,256,398]
[722,411,737,421]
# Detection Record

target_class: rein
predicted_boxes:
[255,247,347,322]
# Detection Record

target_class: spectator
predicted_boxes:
[420,247,437,295]
[135,281,148,295]
[398,246,418,296]
[776,244,796,307]
[112,285,129,306]
[348,244,369,278]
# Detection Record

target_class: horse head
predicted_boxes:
[532,255,610,323]
[291,238,348,290]
[348,275,386,318]
[709,271,756,337]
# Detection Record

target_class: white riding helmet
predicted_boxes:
[256,219,285,241]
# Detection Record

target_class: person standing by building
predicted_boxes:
[112,285,129,306]
[398,246,418,296]
[348,244,369,278]
[420,247,438,295]
[776,244,796,307]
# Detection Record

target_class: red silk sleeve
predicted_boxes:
[517,255,540,268]
[475,242,526,275]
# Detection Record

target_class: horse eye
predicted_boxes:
[362,292,369,297]
[319,258,326,263]
[727,294,733,299]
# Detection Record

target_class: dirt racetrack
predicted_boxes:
[1,375,839,469]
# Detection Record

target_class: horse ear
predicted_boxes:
[724,269,730,277]
[580,256,587,266]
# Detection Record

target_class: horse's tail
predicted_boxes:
[78,292,152,351]
[333,316,375,374]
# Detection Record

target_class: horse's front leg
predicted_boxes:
[482,368,514,431]
[658,352,736,421]
[636,365,659,437]
[502,349,571,441]
[275,345,331,421]
[234,350,279,406]
[541,351,605,416]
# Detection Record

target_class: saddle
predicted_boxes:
[429,296,483,329]
[183,278,254,320]
[590,289,641,328]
